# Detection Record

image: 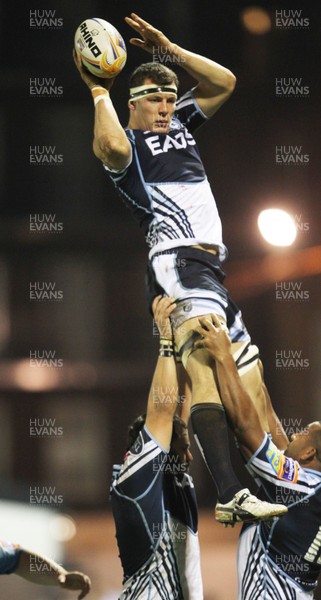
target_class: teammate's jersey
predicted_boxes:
[238,434,321,599]
[0,540,21,574]
[105,89,225,260]
[110,426,203,599]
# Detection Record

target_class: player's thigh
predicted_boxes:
[174,313,221,363]
[175,313,221,387]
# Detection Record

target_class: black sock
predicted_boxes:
[190,402,242,503]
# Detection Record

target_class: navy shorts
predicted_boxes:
[145,246,250,342]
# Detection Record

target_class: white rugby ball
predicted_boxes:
[74,18,127,79]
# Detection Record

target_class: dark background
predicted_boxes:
[0,0,320,566]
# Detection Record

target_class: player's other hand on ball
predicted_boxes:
[73,49,114,92]
[124,13,174,56]
[152,295,176,340]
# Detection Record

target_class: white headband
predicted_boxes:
[129,83,178,101]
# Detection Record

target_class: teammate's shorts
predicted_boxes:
[238,525,314,599]
[145,246,250,342]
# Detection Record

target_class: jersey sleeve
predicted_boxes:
[246,433,321,502]
[174,89,208,133]
[0,541,21,574]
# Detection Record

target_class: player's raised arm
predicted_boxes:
[195,315,265,459]
[125,12,236,118]
[145,295,179,449]
[73,50,131,170]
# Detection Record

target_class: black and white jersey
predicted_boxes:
[110,426,203,599]
[238,434,321,599]
[105,89,224,259]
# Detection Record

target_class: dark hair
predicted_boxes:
[172,415,188,439]
[127,413,146,451]
[126,413,185,451]
[129,62,179,90]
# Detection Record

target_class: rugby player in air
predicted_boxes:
[74,13,287,524]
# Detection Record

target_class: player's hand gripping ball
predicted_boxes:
[74,18,127,78]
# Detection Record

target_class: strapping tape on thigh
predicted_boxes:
[177,331,201,368]
[233,342,260,376]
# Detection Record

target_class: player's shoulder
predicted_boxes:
[250,434,321,489]
[175,89,195,110]
[112,428,166,482]
[175,88,208,125]
[125,427,164,461]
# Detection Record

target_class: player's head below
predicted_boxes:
[284,421,321,470]
[127,413,193,469]
[169,415,193,471]
[128,62,179,134]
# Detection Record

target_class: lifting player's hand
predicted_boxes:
[125,13,175,57]
[73,49,114,92]
[195,314,231,362]
[152,295,176,341]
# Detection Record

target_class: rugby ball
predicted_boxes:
[74,18,127,78]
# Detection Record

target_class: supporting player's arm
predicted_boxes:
[260,370,289,450]
[73,50,131,170]
[125,13,236,117]
[195,315,265,459]
[145,296,179,449]
[14,549,91,599]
